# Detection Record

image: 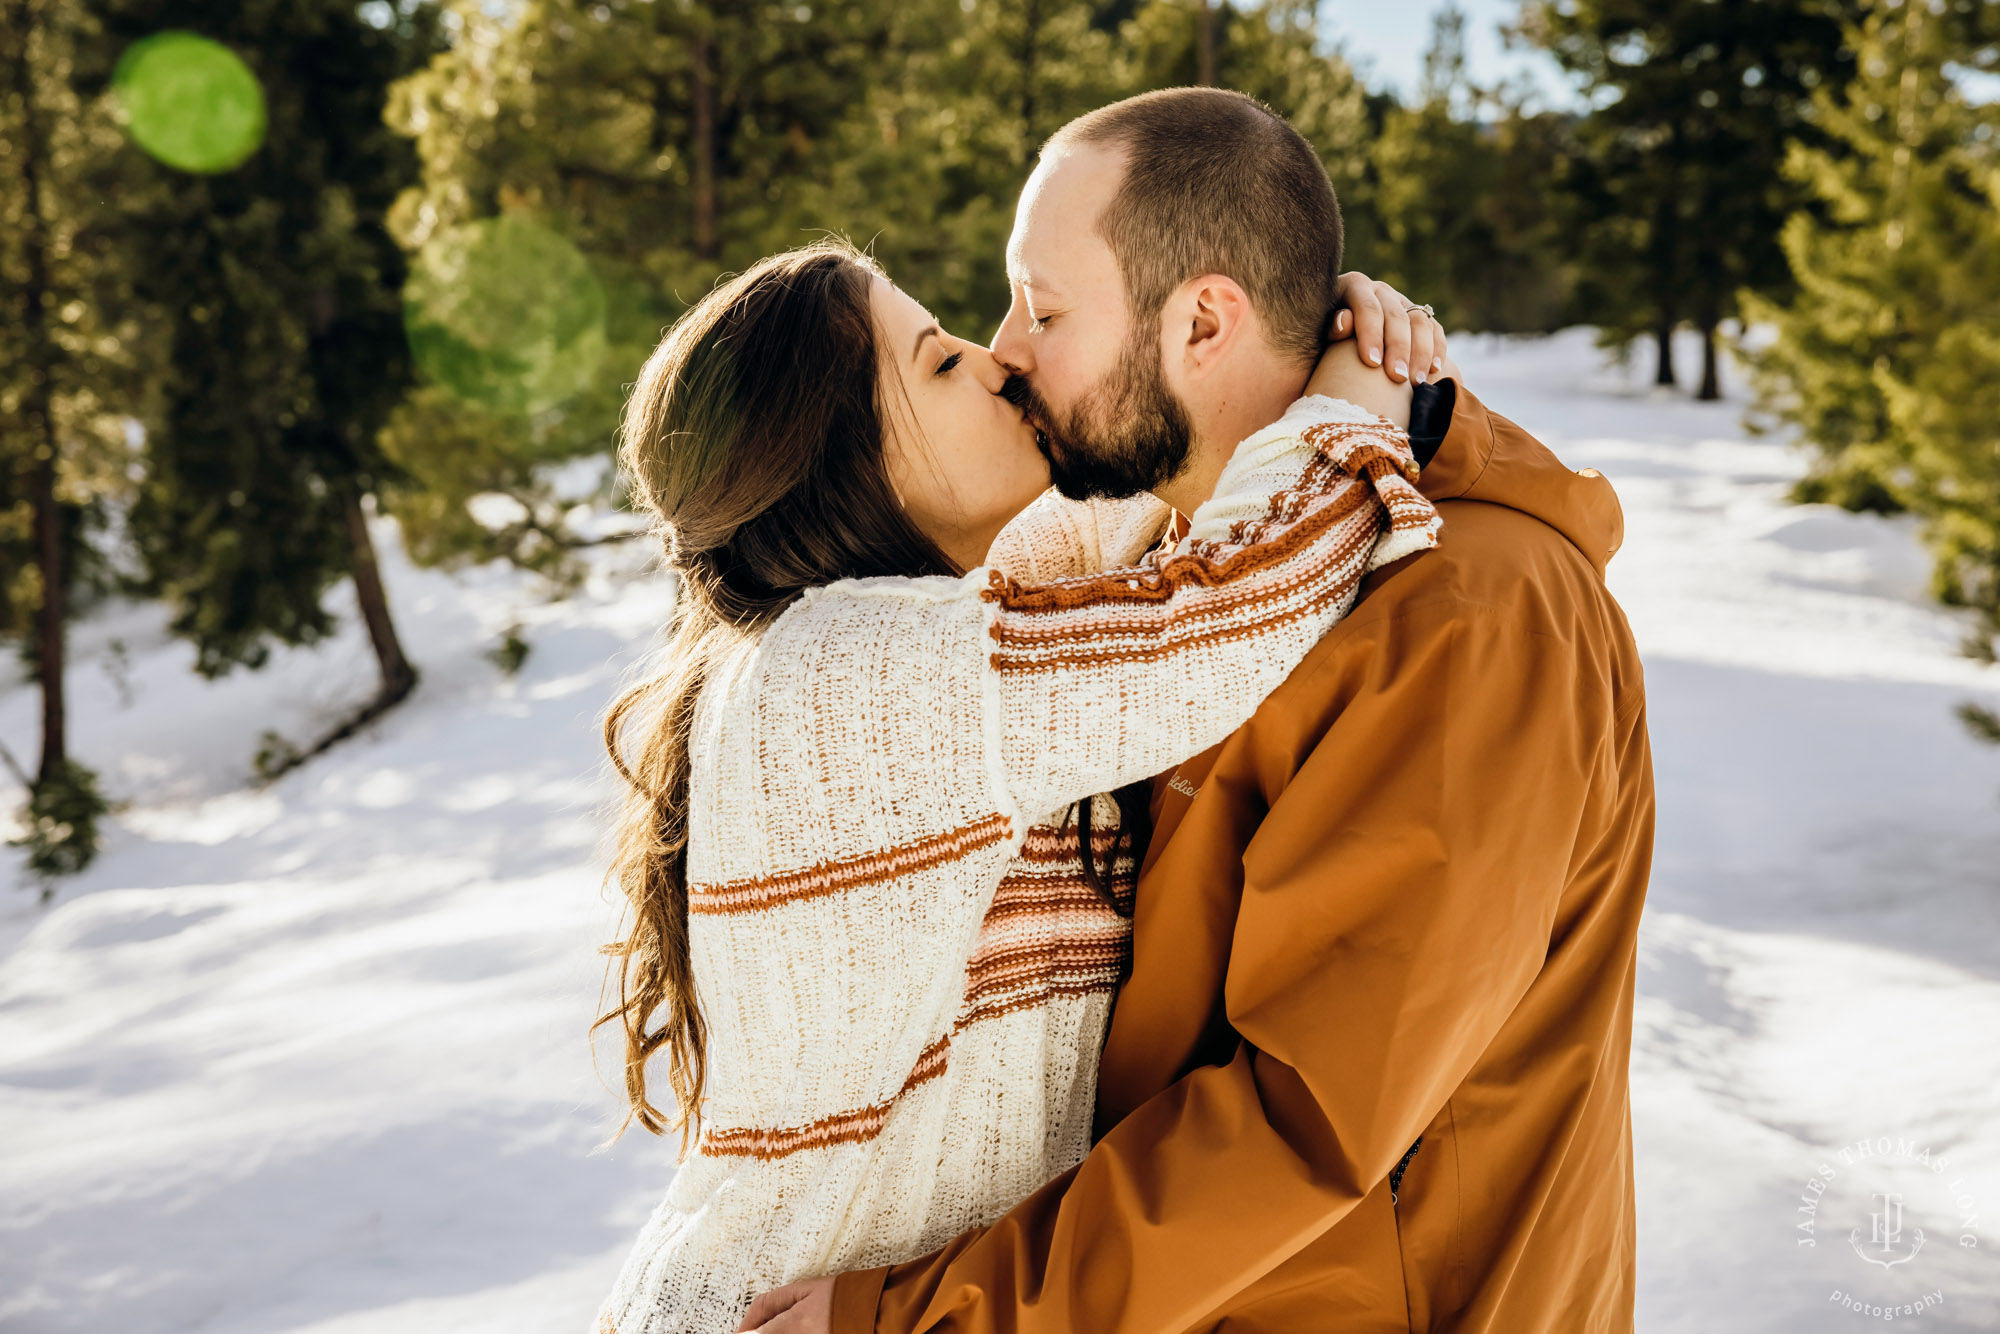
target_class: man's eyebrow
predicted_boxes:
[911,324,940,363]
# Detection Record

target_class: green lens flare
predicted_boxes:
[403,216,608,415]
[114,32,267,174]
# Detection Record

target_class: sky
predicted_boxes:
[1318,0,1583,108]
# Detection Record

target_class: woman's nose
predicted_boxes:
[957,340,1010,394]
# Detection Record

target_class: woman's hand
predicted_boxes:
[1306,335,1414,430]
[739,1275,835,1334]
[1328,273,1446,385]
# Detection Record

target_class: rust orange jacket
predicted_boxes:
[829,383,1654,1334]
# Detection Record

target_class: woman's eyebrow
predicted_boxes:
[910,324,941,363]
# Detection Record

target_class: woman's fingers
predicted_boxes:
[741,1275,836,1334]
[739,1284,803,1332]
[1332,272,1449,381]
[1372,280,1415,383]
[1407,312,1437,385]
[1341,278,1388,368]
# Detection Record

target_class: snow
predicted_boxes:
[4,327,1998,1332]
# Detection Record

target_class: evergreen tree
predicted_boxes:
[98,0,437,736]
[1112,0,1375,274]
[1522,0,1857,396]
[1369,4,1579,333]
[794,0,1130,339]
[380,0,1397,580]
[1748,0,2000,656]
[0,0,134,877]
[1209,0,1375,219]
[382,0,924,570]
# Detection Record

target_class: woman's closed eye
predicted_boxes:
[933,350,963,377]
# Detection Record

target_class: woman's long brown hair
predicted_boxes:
[598,241,957,1144]
[598,238,1150,1146]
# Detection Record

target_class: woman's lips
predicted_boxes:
[1018,406,1050,451]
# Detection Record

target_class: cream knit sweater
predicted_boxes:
[597,395,1439,1334]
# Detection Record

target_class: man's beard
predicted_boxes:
[1001,331,1194,502]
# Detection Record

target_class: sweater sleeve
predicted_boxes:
[740,395,1434,847]
[979,395,1438,823]
[984,491,1173,584]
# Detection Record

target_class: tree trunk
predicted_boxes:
[4,0,69,780]
[1697,321,1721,401]
[343,487,417,704]
[29,455,66,782]
[690,26,717,261]
[1650,147,1680,389]
[1196,0,1215,86]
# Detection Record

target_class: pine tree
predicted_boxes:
[0,0,135,878]
[792,0,1132,339]
[1748,0,2000,656]
[381,0,925,570]
[1211,0,1375,216]
[1521,0,1857,396]
[1369,5,1579,333]
[1110,0,1374,269]
[97,0,436,751]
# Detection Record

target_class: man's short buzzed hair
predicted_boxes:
[1045,88,1343,364]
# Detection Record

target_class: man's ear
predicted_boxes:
[1177,274,1252,374]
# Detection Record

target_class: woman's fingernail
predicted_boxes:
[1367,348,1382,365]
[1394,360,1408,379]
[1414,369,1428,385]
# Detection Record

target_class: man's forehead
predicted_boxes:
[1008,143,1124,288]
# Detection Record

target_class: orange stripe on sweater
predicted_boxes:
[688,813,1012,914]
[985,513,1380,654]
[987,533,1374,675]
[981,426,1413,621]
[700,1036,953,1160]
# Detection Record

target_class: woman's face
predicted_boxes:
[871,278,1051,571]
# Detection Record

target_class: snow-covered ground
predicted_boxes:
[3,327,1997,1332]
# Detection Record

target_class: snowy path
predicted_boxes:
[3,329,1997,1332]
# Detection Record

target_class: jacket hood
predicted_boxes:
[1417,380,1624,576]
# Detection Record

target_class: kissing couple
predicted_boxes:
[595,88,1652,1334]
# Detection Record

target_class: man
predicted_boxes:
[748,88,1652,1333]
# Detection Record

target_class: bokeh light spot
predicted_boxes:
[403,216,608,416]
[114,33,267,174]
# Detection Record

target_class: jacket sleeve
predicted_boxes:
[831,591,1608,1334]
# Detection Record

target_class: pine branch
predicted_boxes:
[1957,701,2000,746]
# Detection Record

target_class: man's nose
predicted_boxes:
[991,303,1033,377]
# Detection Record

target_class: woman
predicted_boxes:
[594,240,1442,1334]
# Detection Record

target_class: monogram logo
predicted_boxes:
[1797,1134,1982,1322]
[1850,1192,1925,1269]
